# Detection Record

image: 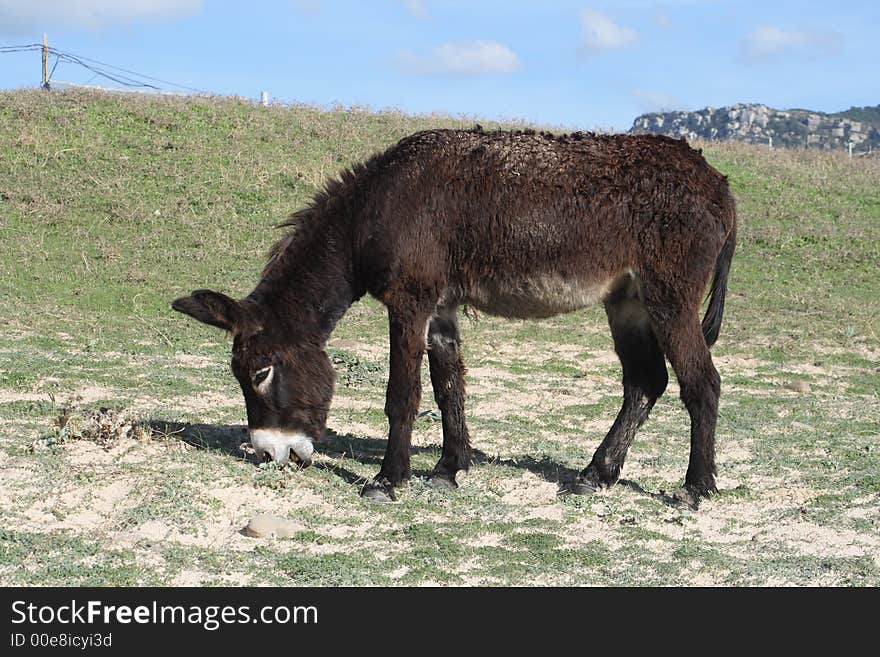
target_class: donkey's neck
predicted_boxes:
[248,217,357,342]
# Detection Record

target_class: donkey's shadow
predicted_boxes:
[146,420,675,504]
[148,420,252,458]
[288,428,587,493]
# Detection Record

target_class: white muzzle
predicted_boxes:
[250,429,314,466]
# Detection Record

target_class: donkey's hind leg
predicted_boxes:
[646,297,721,508]
[573,276,667,494]
[426,306,472,489]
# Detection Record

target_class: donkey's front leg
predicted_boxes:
[361,306,432,502]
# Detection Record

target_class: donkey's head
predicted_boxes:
[172,290,334,467]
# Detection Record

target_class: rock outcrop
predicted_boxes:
[631,103,880,153]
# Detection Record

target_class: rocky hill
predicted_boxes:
[630,103,880,154]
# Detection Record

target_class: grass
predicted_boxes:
[0,89,878,586]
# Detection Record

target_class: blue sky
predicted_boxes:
[0,1,876,130]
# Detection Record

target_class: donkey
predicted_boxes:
[173,127,736,508]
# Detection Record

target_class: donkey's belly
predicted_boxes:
[463,272,621,319]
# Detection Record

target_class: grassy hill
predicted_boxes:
[1,90,878,585]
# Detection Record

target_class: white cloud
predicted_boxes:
[741,25,843,61]
[580,9,638,55]
[398,41,521,76]
[401,0,430,20]
[0,0,203,35]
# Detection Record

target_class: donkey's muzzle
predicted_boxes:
[250,429,314,467]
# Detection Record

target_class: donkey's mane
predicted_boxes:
[261,159,372,281]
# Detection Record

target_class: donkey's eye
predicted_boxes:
[253,366,273,388]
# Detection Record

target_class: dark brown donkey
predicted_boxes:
[173,127,736,508]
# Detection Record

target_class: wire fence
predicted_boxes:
[0,41,205,94]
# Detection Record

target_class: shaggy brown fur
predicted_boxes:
[173,127,737,507]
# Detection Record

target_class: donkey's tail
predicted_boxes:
[701,203,737,348]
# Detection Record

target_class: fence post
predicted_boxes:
[42,33,49,89]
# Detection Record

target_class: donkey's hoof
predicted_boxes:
[570,468,608,496]
[672,480,717,510]
[360,479,396,503]
[427,473,458,490]
[570,479,598,496]
[671,486,699,510]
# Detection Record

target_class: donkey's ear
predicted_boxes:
[171,289,243,332]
